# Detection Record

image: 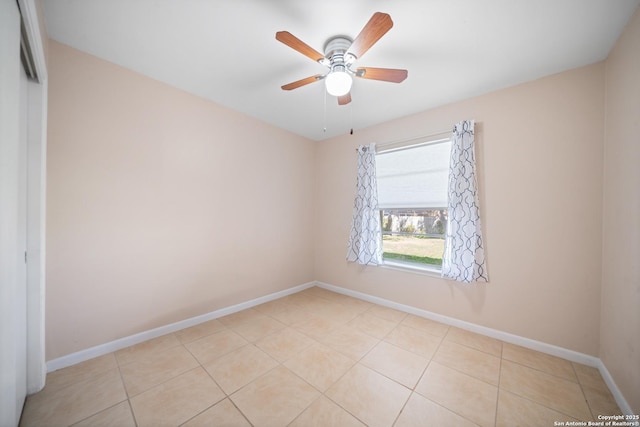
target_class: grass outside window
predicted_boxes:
[382,234,445,267]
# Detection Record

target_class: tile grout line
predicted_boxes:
[123,326,239,425]
[284,292,401,426]
[571,361,597,421]
[499,357,597,421]
[493,341,504,427]
[406,324,490,426]
[488,337,597,423]
[126,398,139,427]
[182,335,265,426]
[217,292,372,426]
[113,353,135,425]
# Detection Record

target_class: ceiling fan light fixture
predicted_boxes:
[277,12,405,105]
[325,67,352,97]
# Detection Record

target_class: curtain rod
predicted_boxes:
[354,118,479,152]
[355,128,453,152]
[376,128,453,149]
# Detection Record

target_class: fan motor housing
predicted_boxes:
[323,36,353,60]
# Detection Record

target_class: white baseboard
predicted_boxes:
[597,359,634,415]
[314,281,598,366]
[314,280,633,415]
[46,281,315,372]
[46,279,632,415]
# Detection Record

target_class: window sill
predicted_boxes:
[380,260,443,278]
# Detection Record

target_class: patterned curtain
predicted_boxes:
[442,120,489,282]
[346,143,383,266]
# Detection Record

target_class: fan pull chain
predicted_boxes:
[323,88,327,133]
[350,100,354,135]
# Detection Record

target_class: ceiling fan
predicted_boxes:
[276,12,408,106]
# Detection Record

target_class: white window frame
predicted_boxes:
[375,135,451,275]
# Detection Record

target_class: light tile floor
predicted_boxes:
[20,287,622,427]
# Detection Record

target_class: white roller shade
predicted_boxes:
[376,139,451,209]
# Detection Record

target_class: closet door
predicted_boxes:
[16,38,30,421]
[0,0,29,425]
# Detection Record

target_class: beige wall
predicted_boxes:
[601,7,640,413]
[315,62,605,356]
[46,41,316,360]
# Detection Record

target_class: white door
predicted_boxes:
[16,44,30,419]
[0,0,29,425]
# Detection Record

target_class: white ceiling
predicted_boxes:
[42,0,639,141]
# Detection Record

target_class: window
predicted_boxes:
[375,138,451,270]
[380,208,447,267]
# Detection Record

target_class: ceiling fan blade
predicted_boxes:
[338,93,352,105]
[356,67,408,83]
[346,12,393,60]
[276,31,325,63]
[281,74,324,91]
